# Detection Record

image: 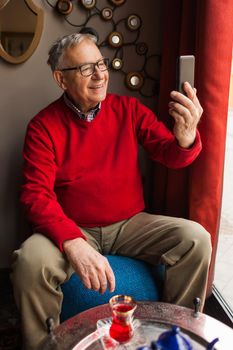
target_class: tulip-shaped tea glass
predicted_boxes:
[109,295,137,343]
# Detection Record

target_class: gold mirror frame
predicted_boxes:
[0,0,44,64]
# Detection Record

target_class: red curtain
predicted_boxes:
[153,0,233,295]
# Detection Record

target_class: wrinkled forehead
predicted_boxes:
[62,39,103,66]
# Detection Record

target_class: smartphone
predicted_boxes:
[176,55,195,94]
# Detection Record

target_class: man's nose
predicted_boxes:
[92,65,104,78]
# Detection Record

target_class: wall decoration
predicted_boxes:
[55,0,73,15]
[80,0,96,10]
[108,31,123,48]
[126,71,144,91]
[1,31,34,57]
[127,14,141,31]
[101,7,113,20]
[45,0,160,97]
[0,0,44,64]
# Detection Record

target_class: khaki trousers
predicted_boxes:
[11,212,212,350]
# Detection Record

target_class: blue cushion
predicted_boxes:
[60,255,164,322]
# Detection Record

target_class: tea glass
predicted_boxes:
[109,295,137,343]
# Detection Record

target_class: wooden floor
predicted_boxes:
[0,268,232,350]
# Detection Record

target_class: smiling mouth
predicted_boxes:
[89,84,105,89]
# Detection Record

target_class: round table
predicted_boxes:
[39,302,233,349]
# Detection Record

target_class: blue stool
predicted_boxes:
[60,255,164,322]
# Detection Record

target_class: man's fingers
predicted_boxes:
[85,269,115,295]
[169,111,187,128]
[183,83,203,116]
[169,102,195,128]
[170,90,195,111]
[169,101,193,118]
[99,281,108,295]
[79,260,115,294]
[105,265,115,293]
[64,239,116,294]
[183,82,195,99]
[80,274,92,290]
[98,270,109,294]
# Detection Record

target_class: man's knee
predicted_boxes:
[176,219,212,259]
[11,233,64,290]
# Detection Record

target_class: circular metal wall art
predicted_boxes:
[108,31,123,48]
[56,0,73,15]
[136,42,148,56]
[126,72,144,90]
[45,0,160,97]
[127,15,141,31]
[101,7,113,21]
[80,0,96,10]
[111,58,123,70]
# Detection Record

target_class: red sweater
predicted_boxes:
[21,93,202,251]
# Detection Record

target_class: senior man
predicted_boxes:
[11,32,212,349]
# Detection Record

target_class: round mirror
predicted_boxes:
[80,0,96,10]
[130,75,140,86]
[101,7,113,21]
[56,0,73,15]
[112,58,123,70]
[125,72,144,90]
[0,0,43,64]
[108,31,123,48]
[127,15,141,31]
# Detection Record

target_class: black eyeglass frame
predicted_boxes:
[59,57,110,77]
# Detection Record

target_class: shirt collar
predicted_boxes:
[63,93,101,122]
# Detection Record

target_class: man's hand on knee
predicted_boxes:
[63,238,115,294]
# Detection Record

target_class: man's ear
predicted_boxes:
[53,70,67,90]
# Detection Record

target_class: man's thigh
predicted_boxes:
[109,212,209,266]
[12,233,74,286]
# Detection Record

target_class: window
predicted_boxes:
[214,53,233,319]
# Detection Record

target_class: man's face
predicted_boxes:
[54,39,109,112]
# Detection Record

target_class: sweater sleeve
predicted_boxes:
[133,98,202,169]
[20,119,86,251]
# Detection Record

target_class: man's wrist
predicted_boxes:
[178,140,194,149]
[177,134,196,149]
[63,237,85,252]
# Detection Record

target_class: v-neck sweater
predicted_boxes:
[21,93,202,251]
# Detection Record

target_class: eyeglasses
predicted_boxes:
[60,58,109,77]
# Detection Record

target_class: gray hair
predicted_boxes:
[47,33,97,71]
